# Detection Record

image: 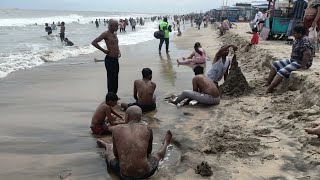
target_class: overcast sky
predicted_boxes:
[0,0,252,13]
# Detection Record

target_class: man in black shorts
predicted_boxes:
[97,106,172,179]
[121,68,156,112]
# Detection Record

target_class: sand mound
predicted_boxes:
[203,126,261,158]
[220,55,251,96]
[195,161,213,177]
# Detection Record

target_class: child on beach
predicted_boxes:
[245,28,259,52]
[90,92,125,135]
[177,42,206,65]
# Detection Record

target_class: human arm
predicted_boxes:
[300,49,312,69]
[147,128,153,156]
[224,64,230,81]
[192,77,199,92]
[312,7,320,28]
[133,80,138,101]
[91,32,110,54]
[111,108,124,120]
[213,45,238,63]
[187,51,196,59]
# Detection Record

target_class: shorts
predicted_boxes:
[272,59,302,78]
[107,155,159,180]
[90,123,111,135]
[60,32,65,39]
[128,102,156,112]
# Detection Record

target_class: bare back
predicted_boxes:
[193,74,219,97]
[91,102,110,125]
[104,31,120,58]
[135,79,156,105]
[112,124,151,177]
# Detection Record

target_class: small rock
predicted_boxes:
[195,161,213,177]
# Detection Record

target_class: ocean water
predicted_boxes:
[0,9,161,78]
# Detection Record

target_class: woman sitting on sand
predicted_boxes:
[177,42,206,65]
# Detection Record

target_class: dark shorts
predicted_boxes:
[90,124,111,135]
[107,156,159,180]
[60,32,65,39]
[128,102,156,112]
[258,20,265,24]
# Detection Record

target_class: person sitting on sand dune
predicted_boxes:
[97,105,172,179]
[121,68,156,113]
[207,44,237,87]
[265,26,314,93]
[91,92,125,135]
[170,66,220,106]
[177,42,206,65]
[305,125,320,137]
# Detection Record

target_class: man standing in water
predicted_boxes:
[97,106,173,179]
[159,17,171,54]
[60,22,65,42]
[92,19,121,94]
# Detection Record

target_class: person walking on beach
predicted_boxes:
[91,19,121,94]
[121,68,157,112]
[59,22,65,42]
[265,26,314,93]
[159,17,171,54]
[96,105,173,179]
[170,66,220,106]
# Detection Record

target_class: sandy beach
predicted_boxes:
[1,21,320,180]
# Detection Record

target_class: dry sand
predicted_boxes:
[167,23,320,179]
[1,22,320,180]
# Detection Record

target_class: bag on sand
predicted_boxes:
[308,27,318,43]
[154,30,164,39]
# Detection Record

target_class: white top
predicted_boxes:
[252,11,263,23]
[206,57,230,82]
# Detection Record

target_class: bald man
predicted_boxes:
[92,19,121,95]
[97,106,173,179]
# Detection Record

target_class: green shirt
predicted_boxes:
[159,21,170,38]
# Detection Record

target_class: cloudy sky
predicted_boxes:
[0,0,252,13]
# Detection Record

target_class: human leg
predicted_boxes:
[159,38,165,52]
[171,90,194,104]
[165,38,169,52]
[177,59,195,65]
[105,58,119,94]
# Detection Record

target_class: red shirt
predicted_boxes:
[251,33,259,44]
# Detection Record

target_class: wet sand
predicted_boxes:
[2,23,320,180]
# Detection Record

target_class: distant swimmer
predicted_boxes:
[59,22,65,42]
[90,93,124,135]
[121,68,157,112]
[64,38,74,46]
[96,105,173,179]
[57,21,61,26]
[95,19,99,28]
[51,22,57,30]
[45,23,52,35]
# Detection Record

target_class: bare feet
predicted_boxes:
[163,130,173,146]
[305,125,320,137]
[169,98,178,105]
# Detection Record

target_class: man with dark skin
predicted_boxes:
[92,19,121,94]
[91,92,124,135]
[170,66,220,106]
[97,106,173,179]
[60,22,65,42]
[121,68,156,112]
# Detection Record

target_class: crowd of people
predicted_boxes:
[44,21,74,46]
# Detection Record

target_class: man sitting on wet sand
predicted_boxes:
[97,106,173,179]
[91,92,125,135]
[170,66,220,106]
[265,26,314,93]
[121,68,156,112]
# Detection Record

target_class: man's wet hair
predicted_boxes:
[293,26,306,35]
[142,68,152,78]
[193,66,204,75]
[105,92,119,102]
[45,23,48,26]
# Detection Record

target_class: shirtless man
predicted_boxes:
[92,19,121,94]
[60,22,65,42]
[170,66,220,106]
[121,68,156,112]
[91,92,125,135]
[305,125,320,137]
[97,106,173,179]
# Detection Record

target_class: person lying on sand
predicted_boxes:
[177,42,206,65]
[206,44,237,87]
[121,68,156,112]
[265,26,314,93]
[170,66,220,106]
[91,92,125,135]
[305,125,320,137]
[97,106,172,179]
